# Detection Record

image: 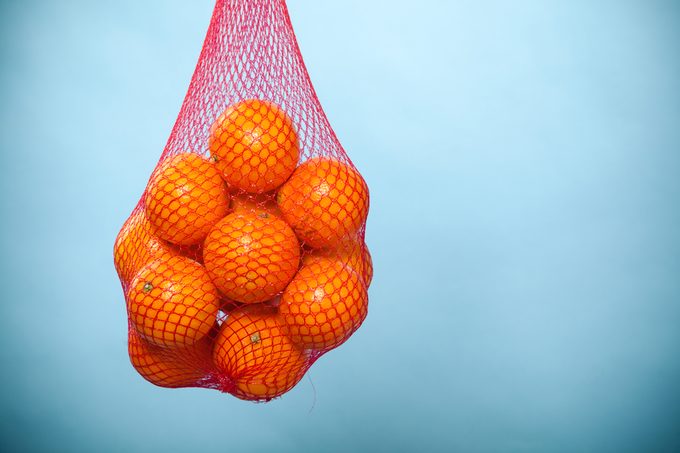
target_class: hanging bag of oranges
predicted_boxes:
[113,0,372,401]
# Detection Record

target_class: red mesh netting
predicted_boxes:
[114,0,371,402]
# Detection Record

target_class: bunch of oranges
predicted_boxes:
[114,99,371,401]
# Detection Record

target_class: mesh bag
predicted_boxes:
[114,0,372,402]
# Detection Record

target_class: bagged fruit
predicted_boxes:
[114,0,372,401]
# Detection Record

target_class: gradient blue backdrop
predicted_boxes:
[1,0,679,451]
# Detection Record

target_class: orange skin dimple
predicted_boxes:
[276,157,369,249]
[127,255,219,348]
[203,211,300,304]
[209,99,299,194]
[114,210,176,286]
[212,305,309,401]
[128,328,212,388]
[302,241,373,288]
[145,152,230,246]
[279,256,368,351]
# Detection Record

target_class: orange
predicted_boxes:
[209,99,299,193]
[302,241,373,288]
[279,256,368,350]
[276,157,369,249]
[230,191,282,218]
[127,255,219,347]
[128,328,212,388]
[360,244,373,288]
[145,152,229,246]
[113,210,176,286]
[203,211,300,304]
[212,305,309,400]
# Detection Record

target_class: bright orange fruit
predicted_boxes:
[145,152,229,246]
[127,255,219,347]
[209,99,299,193]
[360,244,373,288]
[276,157,369,249]
[203,211,300,304]
[279,256,368,350]
[113,210,176,286]
[128,328,212,388]
[213,305,309,401]
[302,241,373,288]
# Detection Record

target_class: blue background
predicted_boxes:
[1,0,679,451]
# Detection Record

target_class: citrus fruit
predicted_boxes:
[114,210,176,286]
[127,255,219,347]
[203,211,300,304]
[145,152,229,246]
[213,305,309,400]
[128,328,212,388]
[302,241,373,288]
[279,256,368,350]
[209,99,299,193]
[276,157,369,249]
[359,244,373,288]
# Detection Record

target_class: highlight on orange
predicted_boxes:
[127,255,219,347]
[113,210,176,286]
[276,157,369,249]
[302,241,373,288]
[212,305,309,401]
[279,256,368,350]
[128,328,212,388]
[203,211,300,304]
[145,152,230,246]
[209,99,299,194]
